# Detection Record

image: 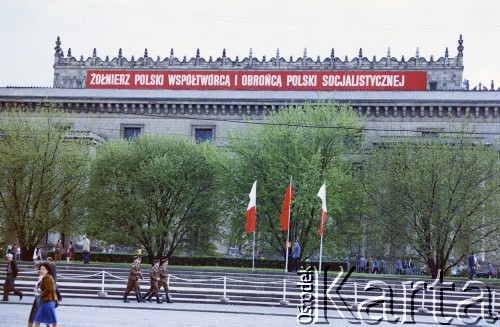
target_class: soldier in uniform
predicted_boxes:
[142,259,162,303]
[123,256,145,303]
[159,258,173,303]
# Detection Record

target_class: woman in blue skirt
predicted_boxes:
[33,262,58,327]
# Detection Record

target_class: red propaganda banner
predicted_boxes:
[86,70,427,91]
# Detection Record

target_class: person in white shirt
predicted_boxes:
[27,264,43,327]
[82,236,91,264]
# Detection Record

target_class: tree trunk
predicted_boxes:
[21,245,36,261]
[144,245,156,264]
[61,233,66,247]
[428,260,446,279]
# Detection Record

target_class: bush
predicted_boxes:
[46,251,346,270]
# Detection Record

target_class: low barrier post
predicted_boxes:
[98,270,107,297]
[279,278,289,306]
[351,282,359,309]
[417,289,428,313]
[492,291,498,318]
[220,276,229,304]
[354,282,358,305]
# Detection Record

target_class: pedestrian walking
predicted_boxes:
[158,258,173,303]
[2,253,23,301]
[407,259,414,275]
[47,257,62,302]
[366,258,372,274]
[82,235,90,264]
[372,259,380,274]
[380,259,386,274]
[292,240,301,272]
[15,246,21,260]
[36,247,45,261]
[32,262,58,327]
[123,256,145,303]
[66,241,75,264]
[359,256,366,273]
[28,263,43,327]
[396,259,403,275]
[468,252,479,280]
[54,240,63,262]
[143,259,162,303]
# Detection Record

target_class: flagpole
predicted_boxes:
[252,231,256,272]
[284,176,292,273]
[319,179,326,274]
[319,233,324,273]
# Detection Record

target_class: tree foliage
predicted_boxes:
[0,106,91,260]
[361,130,500,278]
[85,135,220,261]
[220,102,365,260]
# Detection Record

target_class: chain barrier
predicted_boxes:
[48,269,488,308]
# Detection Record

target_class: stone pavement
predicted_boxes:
[0,296,496,326]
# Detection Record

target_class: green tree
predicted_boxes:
[221,102,365,260]
[361,131,500,278]
[0,106,92,260]
[85,135,220,262]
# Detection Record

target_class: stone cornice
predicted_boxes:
[1,88,498,119]
[1,88,498,103]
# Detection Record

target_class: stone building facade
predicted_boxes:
[0,88,498,145]
[0,35,497,145]
[0,35,495,147]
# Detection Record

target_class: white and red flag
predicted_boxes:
[245,181,257,233]
[317,183,328,235]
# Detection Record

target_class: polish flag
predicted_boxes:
[280,182,293,231]
[317,183,328,235]
[245,181,257,233]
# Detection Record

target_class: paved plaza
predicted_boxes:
[0,296,496,326]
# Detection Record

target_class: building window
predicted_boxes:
[123,127,142,140]
[195,128,213,143]
[429,81,438,90]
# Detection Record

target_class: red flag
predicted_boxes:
[280,182,293,231]
[245,181,257,233]
[317,183,328,235]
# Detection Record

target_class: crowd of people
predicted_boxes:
[2,253,61,326]
[345,256,428,275]
[32,241,76,264]
[1,244,22,261]
[122,255,173,304]
[2,245,174,326]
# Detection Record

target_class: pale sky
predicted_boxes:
[1,0,499,88]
